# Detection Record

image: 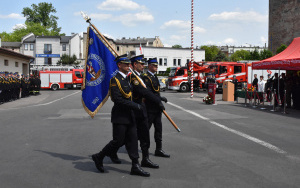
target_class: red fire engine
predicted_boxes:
[207,61,284,93]
[167,61,210,92]
[40,68,84,90]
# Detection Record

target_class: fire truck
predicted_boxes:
[207,61,285,93]
[167,61,210,92]
[40,68,84,90]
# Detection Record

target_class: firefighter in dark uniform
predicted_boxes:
[128,55,164,168]
[232,75,238,101]
[142,58,169,158]
[0,72,4,104]
[21,74,26,98]
[265,74,273,102]
[92,54,150,177]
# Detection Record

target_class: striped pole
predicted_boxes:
[191,0,194,98]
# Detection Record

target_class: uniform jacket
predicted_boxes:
[129,70,161,118]
[110,72,140,124]
[142,71,162,113]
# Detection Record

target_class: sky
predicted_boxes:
[0,0,269,48]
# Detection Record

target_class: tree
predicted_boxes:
[57,54,81,65]
[276,44,287,54]
[249,49,260,60]
[200,45,220,61]
[214,51,229,62]
[259,49,273,60]
[1,22,63,42]
[230,50,251,61]
[22,2,61,34]
[172,44,182,48]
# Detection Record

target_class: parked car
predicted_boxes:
[159,80,166,91]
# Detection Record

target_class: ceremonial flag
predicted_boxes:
[82,27,118,118]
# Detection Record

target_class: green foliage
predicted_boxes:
[57,54,81,65]
[213,51,229,62]
[259,49,273,60]
[0,2,64,42]
[230,50,251,61]
[200,45,220,61]
[22,2,61,34]
[276,44,287,54]
[249,49,260,60]
[172,44,182,48]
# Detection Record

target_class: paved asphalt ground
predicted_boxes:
[0,89,300,188]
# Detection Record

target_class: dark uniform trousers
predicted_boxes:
[129,72,162,155]
[100,72,140,162]
[142,72,164,147]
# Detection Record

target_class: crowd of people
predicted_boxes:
[251,72,300,109]
[0,72,41,104]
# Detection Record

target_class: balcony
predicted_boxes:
[44,50,52,54]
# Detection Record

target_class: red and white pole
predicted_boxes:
[191,0,194,98]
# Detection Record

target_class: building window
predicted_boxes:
[44,58,52,65]
[178,59,181,66]
[24,44,28,50]
[44,44,52,54]
[4,59,8,66]
[186,59,190,64]
[117,46,119,51]
[62,44,66,51]
[173,59,176,66]
[15,62,19,67]
[159,58,163,66]
[30,44,34,51]
[164,58,167,66]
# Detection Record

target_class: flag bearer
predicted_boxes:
[92,54,150,177]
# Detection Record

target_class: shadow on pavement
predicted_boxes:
[35,149,131,174]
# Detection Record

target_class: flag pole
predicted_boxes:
[81,11,180,132]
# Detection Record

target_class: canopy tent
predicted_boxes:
[252,37,300,70]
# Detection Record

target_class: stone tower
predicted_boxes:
[269,0,300,54]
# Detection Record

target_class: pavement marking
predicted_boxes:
[168,102,287,155]
[30,91,81,107]
[0,91,81,111]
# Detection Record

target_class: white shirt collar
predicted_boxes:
[147,70,155,76]
[118,71,127,79]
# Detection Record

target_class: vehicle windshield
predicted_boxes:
[220,66,228,74]
[169,68,177,77]
[209,65,218,75]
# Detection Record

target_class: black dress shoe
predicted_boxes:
[130,164,150,177]
[141,158,159,168]
[109,153,121,164]
[92,153,105,172]
[155,149,170,158]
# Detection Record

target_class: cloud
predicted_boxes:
[260,36,267,44]
[12,24,26,30]
[0,13,24,19]
[114,12,154,26]
[224,38,236,44]
[161,20,205,33]
[208,11,267,23]
[97,0,146,11]
[90,13,113,21]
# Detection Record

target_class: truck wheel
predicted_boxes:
[51,84,59,91]
[180,84,189,92]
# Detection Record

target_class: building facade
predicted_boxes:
[0,47,33,75]
[269,0,300,54]
[220,45,267,57]
[19,33,83,70]
[137,46,205,73]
